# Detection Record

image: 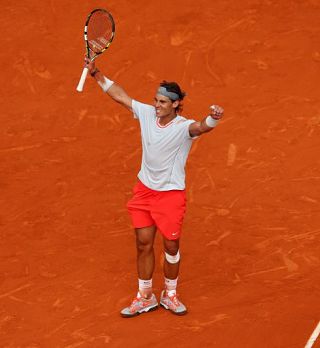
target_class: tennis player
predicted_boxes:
[84,58,224,317]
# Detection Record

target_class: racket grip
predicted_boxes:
[76,67,89,92]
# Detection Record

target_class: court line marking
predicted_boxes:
[0,283,32,299]
[305,321,320,348]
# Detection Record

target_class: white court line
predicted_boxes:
[305,321,320,348]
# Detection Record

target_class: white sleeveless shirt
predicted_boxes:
[132,100,196,191]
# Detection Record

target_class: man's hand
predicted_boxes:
[210,105,224,120]
[189,104,224,137]
[84,56,97,76]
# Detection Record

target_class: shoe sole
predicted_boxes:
[160,302,188,316]
[120,304,158,318]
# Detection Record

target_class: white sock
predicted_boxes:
[165,277,178,296]
[138,278,152,298]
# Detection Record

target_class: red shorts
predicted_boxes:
[127,180,186,240]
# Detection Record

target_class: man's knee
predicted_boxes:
[163,238,180,263]
[136,237,154,253]
[165,250,180,264]
[164,238,179,253]
[135,226,156,252]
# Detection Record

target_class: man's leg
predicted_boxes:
[135,225,157,298]
[120,225,158,318]
[163,237,180,280]
[160,236,187,315]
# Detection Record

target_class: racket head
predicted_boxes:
[84,8,115,59]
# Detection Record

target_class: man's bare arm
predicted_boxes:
[84,58,133,111]
[93,70,133,111]
[189,105,224,137]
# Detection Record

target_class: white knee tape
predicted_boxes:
[165,251,180,264]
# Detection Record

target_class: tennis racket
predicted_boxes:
[76,8,115,92]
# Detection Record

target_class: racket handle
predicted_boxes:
[76,67,89,92]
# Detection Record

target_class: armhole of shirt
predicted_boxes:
[186,120,198,140]
[132,100,139,119]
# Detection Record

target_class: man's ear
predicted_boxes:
[172,100,180,109]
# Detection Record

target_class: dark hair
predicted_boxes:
[160,80,186,113]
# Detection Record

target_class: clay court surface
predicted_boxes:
[1,0,320,347]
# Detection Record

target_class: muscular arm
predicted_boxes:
[189,105,224,137]
[93,70,133,111]
[84,58,133,111]
[189,118,214,137]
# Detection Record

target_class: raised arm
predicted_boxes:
[84,58,133,111]
[189,105,224,137]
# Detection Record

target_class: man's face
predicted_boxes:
[154,94,179,118]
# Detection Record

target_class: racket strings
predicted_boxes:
[87,12,114,54]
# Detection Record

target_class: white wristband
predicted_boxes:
[205,115,219,128]
[97,76,114,93]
